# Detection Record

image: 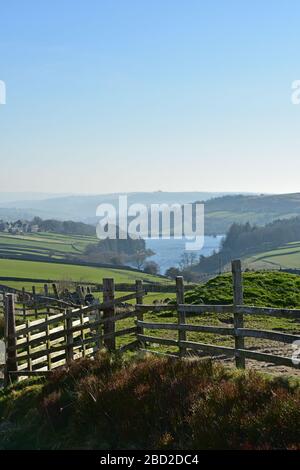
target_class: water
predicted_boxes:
[146,235,224,274]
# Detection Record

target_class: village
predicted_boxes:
[0,220,39,235]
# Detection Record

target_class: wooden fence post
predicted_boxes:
[76,285,84,305]
[232,260,245,369]
[136,280,144,347]
[103,278,115,351]
[22,287,26,320]
[44,284,51,370]
[66,309,74,364]
[176,276,186,357]
[4,294,18,384]
[26,319,32,372]
[32,285,38,318]
[52,283,59,300]
[80,311,87,357]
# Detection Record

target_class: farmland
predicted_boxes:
[0,232,97,260]
[0,232,170,290]
[0,258,167,289]
[244,240,300,270]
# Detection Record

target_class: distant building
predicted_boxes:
[30,225,39,233]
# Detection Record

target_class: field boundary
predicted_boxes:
[2,259,300,385]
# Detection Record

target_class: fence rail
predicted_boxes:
[2,260,300,385]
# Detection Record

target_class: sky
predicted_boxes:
[0,0,300,194]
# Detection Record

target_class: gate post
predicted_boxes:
[232,260,245,369]
[136,280,144,347]
[176,276,186,357]
[4,294,18,385]
[103,278,115,350]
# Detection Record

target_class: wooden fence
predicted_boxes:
[2,260,300,385]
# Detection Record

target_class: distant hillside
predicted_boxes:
[0,191,245,223]
[203,193,300,234]
[2,192,300,235]
[192,216,300,274]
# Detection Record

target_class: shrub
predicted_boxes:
[1,352,300,449]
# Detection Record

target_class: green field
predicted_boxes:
[0,258,167,287]
[0,232,97,259]
[245,240,300,270]
[0,232,172,290]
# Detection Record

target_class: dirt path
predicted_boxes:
[220,341,300,377]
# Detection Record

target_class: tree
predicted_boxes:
[143,261,159,275]
[132,249,154,270]
[165,267,182,279]
[179,252,198,270]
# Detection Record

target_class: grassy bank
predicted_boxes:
[1,352,300,450]
[185,271,300,308]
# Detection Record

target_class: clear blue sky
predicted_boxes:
[0,1,300,194]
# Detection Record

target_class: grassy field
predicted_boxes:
[0,231,172,291]
[244,240,300,270]
[0,232,97,259]
[0,258,168,287]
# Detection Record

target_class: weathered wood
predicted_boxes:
[180,340,235,357]
[76,285,84,304]
[118,340,139,353]
[237,349,300,368]
[9,370,53,377]
[137,320,234,336]
[44,285,50,314]
[26,319,32,371]
[137,334,178,347]
[66,309,74,363]
[4,294,18,384]
[8,268,300,382]
[136,280,144,347]
[52,283,59,300]
[22,287,26,320]
[232,260,245,368]
[177,304,233,314]
[32,286,38,319]
[238,328,300,343]
[236,306,300,316]
[103,278,115,350]
[176,276,186,357]
[115,291,145,303]
[134,304,176,313]
[104,326,137,339]
[14,313,65,337]
[44,284,52,369]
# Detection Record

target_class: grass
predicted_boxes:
[185,271,300,308]
[0,232,97,261]
[245,240,300,270]
[1,352,300,450]
[0,258,168,284]
[125,272,300,355]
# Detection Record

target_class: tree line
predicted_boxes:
[191,216,300,273]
